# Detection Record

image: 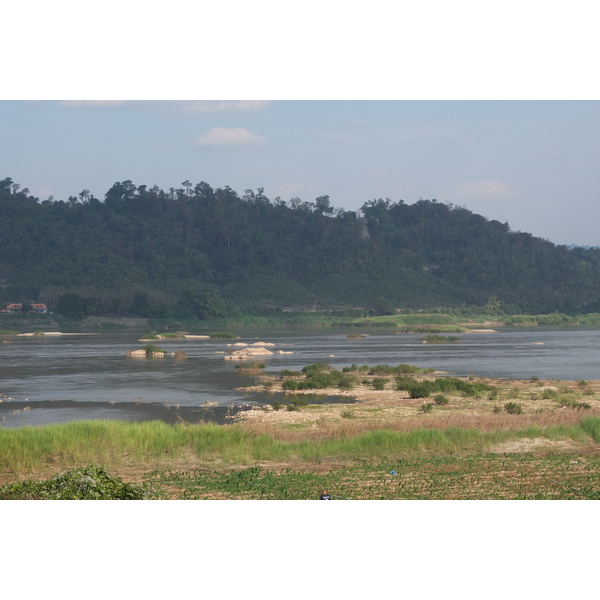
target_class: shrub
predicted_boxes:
[235,361,265,370]
[271,401,283,411]
[0,465,156,500]
[397,364,422,374]
[542,389,558,399]
[142,344,167,356]
[419,403,434,414]
[291,397,308,408]
[504,402,523,415]
[280,369,301,376]
[396,376,420,391]
[409,383,434,399]
[556,396,592,410]
[372,378,386,390]
[421,334,461,344]
[301,362,331,375]
[433,394,449,405]
[209,332,239,339]
[282,380,299,391]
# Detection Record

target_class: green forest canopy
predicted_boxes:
[1,176,599,319]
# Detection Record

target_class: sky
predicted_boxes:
[1,100,598,247]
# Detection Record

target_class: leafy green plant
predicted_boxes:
[372,378,386,390]
[209,332,239,339]
[235,361,266,370]
[271,401,283,411]
[142,344,167,356]
[504,402,523,415]
[421,334,461,344]
[433,394,449,405]
[555,396,591,410]
[419,403,434,414]
[0,464,156,500]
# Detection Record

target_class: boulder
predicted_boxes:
[224,347,274,360]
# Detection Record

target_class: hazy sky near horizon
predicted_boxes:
[1,100,598,247]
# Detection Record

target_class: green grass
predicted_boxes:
[144,454,600,500]
[2,418,599,476]
[2,419,599,499]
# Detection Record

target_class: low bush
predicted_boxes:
[504,402,523,415]
[142,344,167,356]
[0,464,156,500]
[235,361,266,371]
[210,332,239,339]
[421,334,461,344]
[556,396,592,410]
[372,378,386,390]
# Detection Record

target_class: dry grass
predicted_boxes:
[235,371,600,443]
[239,409,600,442]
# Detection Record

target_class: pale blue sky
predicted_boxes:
[1,100,598,246]
[2,3,599,247]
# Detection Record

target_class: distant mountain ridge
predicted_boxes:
[1,176,599,318]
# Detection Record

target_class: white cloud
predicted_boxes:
[58,100,128,108]
[55,100,271,114]
[269,182,304,198]
[193,127,265,146]
[453,179,514,200]
[178,100,271,113]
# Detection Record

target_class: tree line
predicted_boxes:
[1,176,599,318]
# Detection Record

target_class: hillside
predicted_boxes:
[1,176,599,318]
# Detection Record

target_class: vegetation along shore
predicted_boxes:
[1,360,599,499]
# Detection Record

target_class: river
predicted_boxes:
[1,326,599,428]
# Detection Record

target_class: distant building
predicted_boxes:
[1,302,48,314]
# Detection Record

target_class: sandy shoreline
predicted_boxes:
[17,332,100,336]
[233,373,600,429]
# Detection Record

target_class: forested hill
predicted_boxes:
[1,176,599,319]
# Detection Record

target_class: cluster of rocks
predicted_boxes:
[126,349,166,357]
[224,341,293,360]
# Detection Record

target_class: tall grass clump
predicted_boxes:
[580,417,600,442]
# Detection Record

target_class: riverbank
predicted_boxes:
[1,368,599,494]
[4,310,600,334]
